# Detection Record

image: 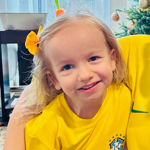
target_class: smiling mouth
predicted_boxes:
[79,81,100,90]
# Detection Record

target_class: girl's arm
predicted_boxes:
[3,84,34,150]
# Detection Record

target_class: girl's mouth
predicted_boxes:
[79,81,100,91]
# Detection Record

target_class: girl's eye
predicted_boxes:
[89,56,99,62]
[62,64,73,71]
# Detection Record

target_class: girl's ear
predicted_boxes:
[47,72,61,90]
[110,49,116,71]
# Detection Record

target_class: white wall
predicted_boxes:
[110,0,130,33]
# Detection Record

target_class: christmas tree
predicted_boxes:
[112,0,150,38]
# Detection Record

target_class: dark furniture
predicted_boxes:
[0,30,36,122]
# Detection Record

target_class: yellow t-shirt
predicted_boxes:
[118,35,150,150]
[25,84,131,150]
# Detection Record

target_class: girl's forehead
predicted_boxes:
[45,22,105,47]
[43,22,108,61]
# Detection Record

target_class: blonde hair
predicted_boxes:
[22,12,127,116]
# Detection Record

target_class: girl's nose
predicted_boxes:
[78,65,93,82]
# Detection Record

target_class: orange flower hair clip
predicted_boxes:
[25,1,65,55]
[25,25,42,55]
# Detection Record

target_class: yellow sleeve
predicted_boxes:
[25,129,50,150]
[118,35,150,91]
[118,35,150,150]
[25,107,59,150]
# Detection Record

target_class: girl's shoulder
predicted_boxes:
[104,83,132,117]
[25,94,62,149]
[108,83,131,93]
[107,83,132,105]
[25,93,64,134]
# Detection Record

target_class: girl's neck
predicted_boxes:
[65,91,106,119]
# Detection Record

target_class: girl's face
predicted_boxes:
[45,22,116,105]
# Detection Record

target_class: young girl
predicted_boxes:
[4,12,131,150]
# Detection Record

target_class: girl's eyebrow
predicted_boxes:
[55,59,73,67]
[85,48,103,56]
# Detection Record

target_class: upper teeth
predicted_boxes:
[82,83,96,90]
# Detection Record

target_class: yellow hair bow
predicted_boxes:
[25,26,42,55]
